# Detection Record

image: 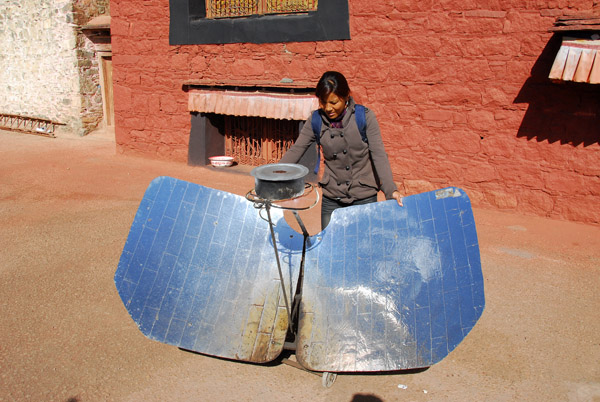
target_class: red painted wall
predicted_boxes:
[111,0,600,224]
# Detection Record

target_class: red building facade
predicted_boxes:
[110,0,600,224]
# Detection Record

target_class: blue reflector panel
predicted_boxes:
[115,178,485,372]
[114,177,302,363]
[296,187,485,372]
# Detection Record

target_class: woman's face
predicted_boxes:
[320,92,347,120]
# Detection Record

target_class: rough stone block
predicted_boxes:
[488,190,519,209]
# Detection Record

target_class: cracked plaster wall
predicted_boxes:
[0,0,109,135]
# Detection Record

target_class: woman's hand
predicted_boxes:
[392,191,404,207]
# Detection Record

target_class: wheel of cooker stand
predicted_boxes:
[322,372,337,388]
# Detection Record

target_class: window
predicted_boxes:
[169,0,349,45]
[207,0,318,19]
[224,115,299,166]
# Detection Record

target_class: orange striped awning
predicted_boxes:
[549,38,600,84]
[188,89,318,120]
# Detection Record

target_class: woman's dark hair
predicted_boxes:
[315,71,351,103]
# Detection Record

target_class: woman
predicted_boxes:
[280,71,403,230]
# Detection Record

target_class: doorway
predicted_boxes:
[100,54,114,128]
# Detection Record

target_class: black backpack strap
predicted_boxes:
[354,104,368,143]
[311,110,322,145]
[311,110,322,174]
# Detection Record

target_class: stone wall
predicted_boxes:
[0,0,109,136]
[73,0,111,133]
[110,0,600,224]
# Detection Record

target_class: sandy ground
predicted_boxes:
[0,128,599,402]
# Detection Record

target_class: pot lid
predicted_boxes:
[251,163,308,182]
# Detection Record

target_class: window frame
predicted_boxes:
[205,0,319,19]
[169,0,350,45]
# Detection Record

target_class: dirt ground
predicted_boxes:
[0,128,599,402]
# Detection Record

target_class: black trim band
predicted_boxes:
[170,0,350,45]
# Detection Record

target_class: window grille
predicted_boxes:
[224,116,298,166]
[207,0,318,19]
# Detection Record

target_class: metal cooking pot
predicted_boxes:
[250,163,309,201]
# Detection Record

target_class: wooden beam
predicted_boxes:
[574,48,596,82]
[549,45,570,80]
[589,50,600,84]
[549,24,600,32]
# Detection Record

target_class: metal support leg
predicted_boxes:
[264,203,293,333]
